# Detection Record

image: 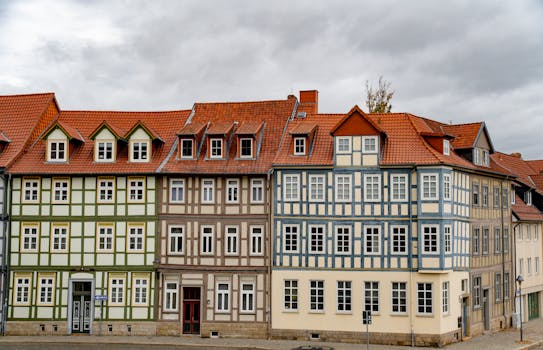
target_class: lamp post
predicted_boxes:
[516,275,524,342]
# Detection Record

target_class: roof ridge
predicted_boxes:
[0,92,55,98]
[194,98,291,106]
[405,114,442,162]
[61,109,190,114]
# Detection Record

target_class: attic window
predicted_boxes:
[96,141,114,162]
[362,136,378,153]
[525,191,532,206]
[336,137,351,154]
[294,137,306,156]
[240,138,253,158]
[181,139,193,159]
[48,140,67,162]
[482,150,489,166]
[131,141,149,162]
[443,140,450,156]
[210,138,223,158]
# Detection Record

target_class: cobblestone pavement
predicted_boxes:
[1,318,542,350]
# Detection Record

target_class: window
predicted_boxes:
[482,149,489,166]
[15,277,31,305]
[364,226,380,255]
[97,225,114,251]
[251,178,264,203]
[310,280,324,312]
[472,184,480,206]
[133,278,148,305]
[128,178,145,202]
[472,227,480,255]
[417,283,432,314]
[528,257,532,275]
[337,281,352,312]
[525,191,532,206]
[168,225,184,255]
[527,225,531,240]
[240,283,255,313]
[201,179,215,203]
[284,280,298,311]
[473,276,481,308]
[473,148,480,165]
[511,189,516,205]
[22,225,38,251]
[294,137,306,155]
[392,282,407,313]
[283,175,299,201]
[335,175,351,202]
[128,225,144,251]
[164,282,178,311]
[336,137,351,153]
[226,179,239,203]
[110,278,125,304]
[309,225,325,253]
[131,141,149,162]
[283,225,299,253]
[364,281,379,313]
[210,138,223,158]
[216,282,230,312]
[443,174,452,200]
[519,258,524,275]
[225,226,239,255]
[504,227,509,253]
[422,225,438,254]
[493,187,500,208]
[504,273,510,299]
[364,175,380,202]
[53,179,69,203]
[250,226,263,255]
[170,179,185,203]
[444,226,451,253]
[240,138,253,158]
[422,174,438,200]
[482,228,489,255]
[442,282,449,314]
[502,188,509,208]
[443,140,450,155]
[391,175,407,201]
[536,257,540,274]
[363,136,378,153]
[482,185,489,207]
[309,175,325,202]
[38,276,54,305]
[49,140,67,161]
[96,141,114,162]
[335,226,351,254]
[181,139,193,158]
[98,178,114,203]
[51,225,68,251]
[494,228,501,253]
[495,273,502,301]
[201,226,214,255]
[23,178,39,202]
[391,226,407,254]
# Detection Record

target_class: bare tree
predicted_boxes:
[365,76,394,113]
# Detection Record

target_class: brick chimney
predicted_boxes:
[299,90,319,114]
[511,152,522,158]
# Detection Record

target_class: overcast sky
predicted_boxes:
[1,0,542,159]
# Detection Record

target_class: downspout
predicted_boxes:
[408,166,416,348]
[2,174,11,336]
[500,179,510,324]
[266,169,273,340]
[512,222,520,315]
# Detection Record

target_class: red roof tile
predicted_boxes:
[527,160,543,173]
[442,122,483,149]
[234,121,264,135]
[491,152,537,188]
[206,121,236,135]
[89,121,127,140]
[125,120,164,142]
[177,122,207,136]
[289,123,317,135]
[513,194,543,221]
[42,120,85,142]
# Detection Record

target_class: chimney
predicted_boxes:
[299,90,319,114]
[511,152,522,159]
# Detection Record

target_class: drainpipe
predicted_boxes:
[512,222,520,315]
[1,174,12,336]
[266,169,273,340]
[408,166,416,348]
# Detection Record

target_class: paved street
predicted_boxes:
[0,344,242,350]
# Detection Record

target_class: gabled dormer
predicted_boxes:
[288,123,317,156]
[420,132,455,156]
[41,120,84,163]
[125,121,164,163]
[330,105,386,166]
[89,121,126,163]
[234,121,264,159]
[443,122,494,167]
[177,122,207,159]
[0,130,10,155]
[204,122,235,160]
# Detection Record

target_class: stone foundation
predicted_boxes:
[201,321,268,339]
[7,321,67,336]
[271,328,462,347]
[156,321,181,336]
[6,321,156,336]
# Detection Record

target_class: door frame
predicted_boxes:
[483,288,490,331]
[182,286,201,335]
[67,278,95,335]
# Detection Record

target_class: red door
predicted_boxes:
[183,287,200,334]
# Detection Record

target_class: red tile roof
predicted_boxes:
[206,121,236,135]
[177,122,207,136]
[513,195,543,221]
[89,121,127,140]
[9,109,191,175]
[441,122,483,150]
[161,97,297,174]
[491,152,537,188]
[527,160,543,173]
[234,121,264,135]
[0,93,58,168]
[289,123,317,135]
[42,120,85,142]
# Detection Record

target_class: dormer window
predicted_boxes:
[210,138,223,158]
[181,139,193,159]
[48,140,67,162]
[482,150,489,166]
[294,137,306,155]
[96,141,114,162]
[443,140,450,155]
[336,137,351,154]
[240,138,253,158]
[525,191,532,206]
[473,148,480,165]
[131,141,149,162]
[363,136,378,153]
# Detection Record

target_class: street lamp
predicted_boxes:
[516,275,524,342]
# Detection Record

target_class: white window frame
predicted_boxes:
[494,273,502,301]
[201,178,215,204]
[48,140,67,162]
[336,137,351,154]
[391,174,408,202]
[168,225,185,255]
[309,175,325,202]
[364,174,381,202]
[239,138,253,158]
[201,225,214,255]
[482,149,489,166]
[131,140,150,162]
[442,281,449,314]
[169,179,185,203]
[336,280,352,313]
[225,226,239,256]
[283,224,299,253]
[283,279,298,311]
[97,178,115,203]
[181,139,194,159]
[164,281,178,311]
[22,178,40,203]
[96,141,114,162]
[421,174,438,200]
[127,224,145,252]
[417,282,433,315]
[293,137,306,155]
[362,136,378,153]
[444,225,452,253]
[15,276,31,305]
[250,178,264,203]
[109,277,125,305]
[215,282,231,313]
[250,226,264,256]
[97,224,114,252]
[210,138,223,158]
[443,139,450,155]
[391,225,407,254]
[309,280,324,312]
[364,225,381,255]
[38,276,54,305]
[391,281,407,314]
[482,185,489,207]
[335,174,351,202]
[133,277,149,305]
[22,224,38,252]
[364,281,379,314]
[283,174,300,202]
[52,178,70,203]
[422,225,439,254]
[473,148,481,165]
[240,282,255,313]
[309,225,325,254]
[443,174,452,201]
[128,177,145,203]
[335,225,351,255]
[51,224,68,252]
[525,191,532,206]
[226,178,239,203]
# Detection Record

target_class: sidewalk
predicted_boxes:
[1,318,542,350]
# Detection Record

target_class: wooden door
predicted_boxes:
[183,287,200,334]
